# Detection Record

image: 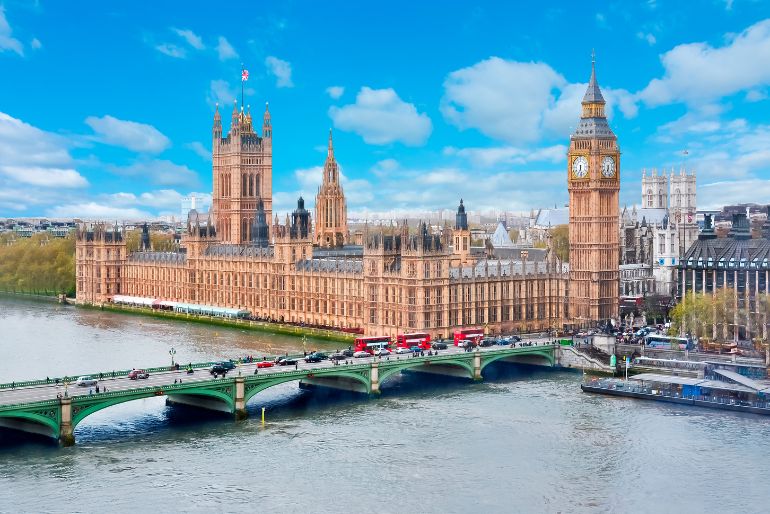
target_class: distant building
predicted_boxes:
[620,167,698,299]
[679,209,770,341]
[181,195,209,221]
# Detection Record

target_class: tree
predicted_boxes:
[669,292,712,340]
[550,224,569,263]
[0,233,75,295]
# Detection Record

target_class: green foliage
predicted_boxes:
[0,233,75,296]
[124,229,177,252]
[550,224,569,263]
[669,292,712,339]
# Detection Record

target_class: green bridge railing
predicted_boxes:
[0,352,311,391]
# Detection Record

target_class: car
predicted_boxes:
[410,346,422,353]
[76,376,98,387]
[509,335,522,342]
[305,352,328,363]
[256,361,274,368]
[276,357,299,366]
[375,348,391,356]
[395,347,412,354]
[210,363,230,375]
[329,353,347,361]
[128,369,149,380]
[353,351,371,358]
[215,360,236,370]
[341,349,355,357]
[479,338,496,347]
[431,342,448,350]
[458,339,474,348]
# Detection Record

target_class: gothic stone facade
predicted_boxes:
[76,71,602,335]
[567,59,620,323]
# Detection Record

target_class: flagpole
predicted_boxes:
[241,63,244,110]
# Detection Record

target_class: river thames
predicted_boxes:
[1,296,769,513]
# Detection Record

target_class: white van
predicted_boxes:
[76,376,98,387]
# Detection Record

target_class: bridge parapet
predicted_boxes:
[0,345,562,446]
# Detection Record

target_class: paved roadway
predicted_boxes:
[0,337,554,407]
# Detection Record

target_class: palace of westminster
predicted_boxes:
[75,61,627,336]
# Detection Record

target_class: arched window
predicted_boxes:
[249,175,254,196]
[647,188,653,207]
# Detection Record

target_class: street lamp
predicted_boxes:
[169,347,176,368]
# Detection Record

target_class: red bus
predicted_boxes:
[354,336,392,354]
[453,328,484,346]
[396,332,431,350]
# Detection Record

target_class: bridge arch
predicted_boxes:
[378,359,475,386]
[244,369,371,403]
[71,387,235,429]
[480,349,554,372]
[0,408,60,439]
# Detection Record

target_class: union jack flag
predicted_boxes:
[242,69,249,81]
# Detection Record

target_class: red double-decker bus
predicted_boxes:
[396,332,431,350]
[453,328,484,346]
[354,335,392,354]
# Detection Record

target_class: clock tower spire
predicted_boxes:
[567,53,620,326]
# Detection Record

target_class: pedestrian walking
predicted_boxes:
[95,385,100,393]
[295,362,298,371]
[88,388,93,395]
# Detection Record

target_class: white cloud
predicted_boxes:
[216,36,238,60]
[444,144,566,168]
[0,166,87,188]
[186,141,211,161]
[442,58,564,144]
[171,28,204,50]
[699,179,770,210]
[637,31,656,45]
[0,112,72,167]
[30,37,41,50]
[47,202,153,220]
[330,87,432,146]
[108,159,200,187]
[0,6,23,56]
[746,89,767,102]
[442,57,636,144]
[639,19,770,106]
[370,158,399,178]
[155,43,186,59]
[108,189,187,210]
[326,86,345,99]
[85,115,170,153]
[0,112,91,212]
[294,166,324,191]
[595,12,608,28]
[265,56,294,87]
[207,79,253,107]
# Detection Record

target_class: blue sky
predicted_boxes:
[1,0,770,219]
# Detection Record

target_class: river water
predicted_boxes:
[1,296,769,513]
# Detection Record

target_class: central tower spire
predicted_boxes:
[315,130,347,247]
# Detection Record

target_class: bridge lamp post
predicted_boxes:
[169,347,176,368]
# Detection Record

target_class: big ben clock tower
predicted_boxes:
[567,55,620,325]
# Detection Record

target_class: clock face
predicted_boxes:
[601,156,616,178]
[572,156,588,178]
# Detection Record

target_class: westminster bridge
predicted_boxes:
[0,343,610,446]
